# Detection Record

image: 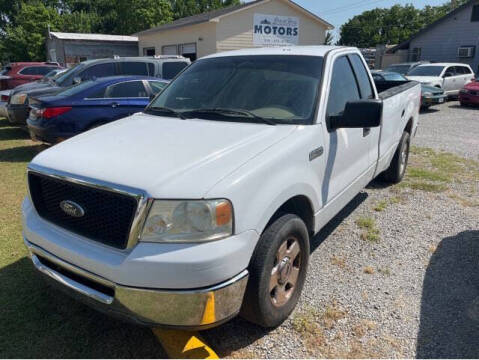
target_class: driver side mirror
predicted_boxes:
[73,76,82,84]
[329,100,382,130]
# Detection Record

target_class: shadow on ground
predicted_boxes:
[0,257,167,358]
[416,230,479,358]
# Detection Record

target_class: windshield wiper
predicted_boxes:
[183,108,276,125]
[146,106,187,120]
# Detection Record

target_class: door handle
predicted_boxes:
[111,102,119,108]
[363,128,371,137]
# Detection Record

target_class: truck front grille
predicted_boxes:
[28,172,138,249]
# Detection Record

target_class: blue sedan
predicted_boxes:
[27,76,168,144]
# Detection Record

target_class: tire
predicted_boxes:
[380,131,410,184]
[240,214,309,328]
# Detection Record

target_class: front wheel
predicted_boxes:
[240,214,310,328]
[380,131,410,184]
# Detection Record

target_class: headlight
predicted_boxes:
[11,93,27,105]
[141,199,233,243]
[423,92,432,97]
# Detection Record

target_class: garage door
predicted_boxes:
[162,45,178,55]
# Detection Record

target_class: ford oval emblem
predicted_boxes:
[59,200,85,218]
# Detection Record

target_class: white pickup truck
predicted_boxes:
[23,46,420,330]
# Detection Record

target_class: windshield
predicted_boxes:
[385,65,410,75]
[383,73,407,81]
[408,66,445,76]
[54,64,83,86]
[149,55,324,125]
[55,80,96,97]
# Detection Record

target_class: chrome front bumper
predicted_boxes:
[25,239,249,329]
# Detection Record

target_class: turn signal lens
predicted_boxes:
[216,200,232,226]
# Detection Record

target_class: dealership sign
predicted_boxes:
[253,13,299,46]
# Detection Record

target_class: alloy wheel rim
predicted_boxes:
[269,237,301,307]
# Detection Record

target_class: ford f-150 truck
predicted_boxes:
[23,46,420,329]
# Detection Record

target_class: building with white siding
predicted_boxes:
[135,0,333,61]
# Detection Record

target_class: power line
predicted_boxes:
[321,0,392,15]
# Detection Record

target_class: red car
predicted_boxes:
[0,62,61,90]
[459,76,479,106]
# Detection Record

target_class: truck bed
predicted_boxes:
[374,80,419,99]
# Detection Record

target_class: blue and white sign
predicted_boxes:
[253,13,299,46]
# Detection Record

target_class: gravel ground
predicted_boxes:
[415,101,479,159]
[203,101,479,358]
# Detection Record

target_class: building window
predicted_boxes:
[411,48,421,61]
[471,5,479,21]
[143,47,155,56]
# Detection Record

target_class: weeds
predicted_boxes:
[356,216,380,243]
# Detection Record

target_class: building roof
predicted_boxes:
[388,0,476,53]
[49,32,138,42]
[135,0,333,36]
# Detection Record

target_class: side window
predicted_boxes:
[19,67,37,75]
[461,66,472,74]
[444,67,455,77]
[119,62,149,75]
[326,56,361,120]
[106,81,148,98]
[81,63,116,80]
[349,54,374,99]
[162,62,188,80]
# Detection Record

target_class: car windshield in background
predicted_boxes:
[383,73,407,81]
[54,64,83,86]
[385,65,410,75]
[149,55,324,125]
[408,66,445,76]
[55,80,95,97]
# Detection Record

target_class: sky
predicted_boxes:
[246,0,453,39]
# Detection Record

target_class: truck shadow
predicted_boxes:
[0,256,167,358]
[416,230,479,358]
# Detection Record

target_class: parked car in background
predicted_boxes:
[23,46,420,329]
[384,61,429,75]
[0,62,62,90]
[459,75,479,107]
[406,63,475,97]
[7,56,189,126]
[0,90,11,118]
[372,71,446,110]
[27,76,168,144]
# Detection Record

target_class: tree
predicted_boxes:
[338,0,469,47]
[323,31,333,45]
[170,0,240,19]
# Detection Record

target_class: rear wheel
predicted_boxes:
[240,214,309,328]
[380,131,410,184]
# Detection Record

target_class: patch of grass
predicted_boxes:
[402,146,479,193]
[0,119,167,358]
[374,200,388,212]
[331,255,346,269]
[378,267,391,276]
[356,216,380,243]
[448,193,479,207]
[363,266,375,274]
[322,301,347,329]
[408,167,452,182]
[399,181,448,193]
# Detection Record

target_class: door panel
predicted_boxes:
[320,56,370,205]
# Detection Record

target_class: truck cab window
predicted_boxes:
[326,56,361,119]
[349,54,374,99]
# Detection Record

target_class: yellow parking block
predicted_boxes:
[152,328,219,359]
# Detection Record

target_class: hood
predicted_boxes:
[421,84,443,94]
[464,80,479,90]
[11,81,53,95]
[30,113,297,198]
[406,76,442,84]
